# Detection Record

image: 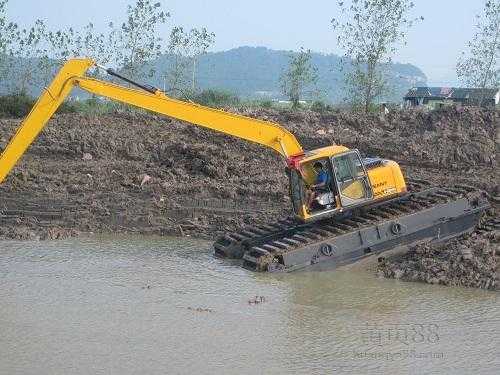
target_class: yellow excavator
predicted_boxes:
[0,58,489,272]
[0,58,407,223]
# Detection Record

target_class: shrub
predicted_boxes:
[192,89,240,107]
[0,94,113,118]
[65,97,115,114]
[57,101,79,114]
[0,93,36,118]
[311,100,327,113]
[258,99,273,109]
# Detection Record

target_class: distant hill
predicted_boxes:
[1,46,427,103]
[149,46,427,103]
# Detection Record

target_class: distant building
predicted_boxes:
[404,87,500,108]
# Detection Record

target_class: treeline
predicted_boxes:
[0,0,498,113]
[0,89,341,119]
[0,0,214,98]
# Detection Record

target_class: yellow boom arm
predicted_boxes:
[0,58,303,183]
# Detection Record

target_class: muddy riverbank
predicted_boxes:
[0,107,498,289]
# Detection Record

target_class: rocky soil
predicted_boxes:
[378,227,499,291]
[0,106,498,289]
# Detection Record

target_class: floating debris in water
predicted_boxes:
[187,307,214,313]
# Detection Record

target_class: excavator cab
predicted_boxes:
[331,150,373,207]
[287,146,376,222]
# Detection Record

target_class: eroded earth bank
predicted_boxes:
[0,107,498,289]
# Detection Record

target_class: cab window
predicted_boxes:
[331,151,373,205]
[332,152,364,182]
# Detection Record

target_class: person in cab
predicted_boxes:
[306,162,330,211]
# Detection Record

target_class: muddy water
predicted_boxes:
[0,236,498,375]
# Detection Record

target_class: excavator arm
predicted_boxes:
[0,58,303,183]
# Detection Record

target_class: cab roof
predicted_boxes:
[300,145,350,164]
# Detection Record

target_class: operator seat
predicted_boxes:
[314,169,337,209]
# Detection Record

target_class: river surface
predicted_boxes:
[0,235,498,375]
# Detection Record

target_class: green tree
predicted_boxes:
[37,28,77,86]
[40,24,106,85]
[0,0,10,60]
[165,26,215,97]
[280,48,318,109]
[1,0,78,94]
[187,27,215,93]
[0,0,18,85]
[332,0,422,112]
[165,27,194,95]
[65,22,113,81]
[457,0,500,105]
[8,19,48,94]
[69,23,108,63]
[110,0,169,79]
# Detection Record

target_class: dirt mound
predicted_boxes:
[378,229,499,291]
[0,111,288,202]
[0,110,291,239]
[237,106,498,170]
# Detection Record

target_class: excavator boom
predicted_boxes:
[0,58,303,183]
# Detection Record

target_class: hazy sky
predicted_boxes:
[6,0,486,85]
